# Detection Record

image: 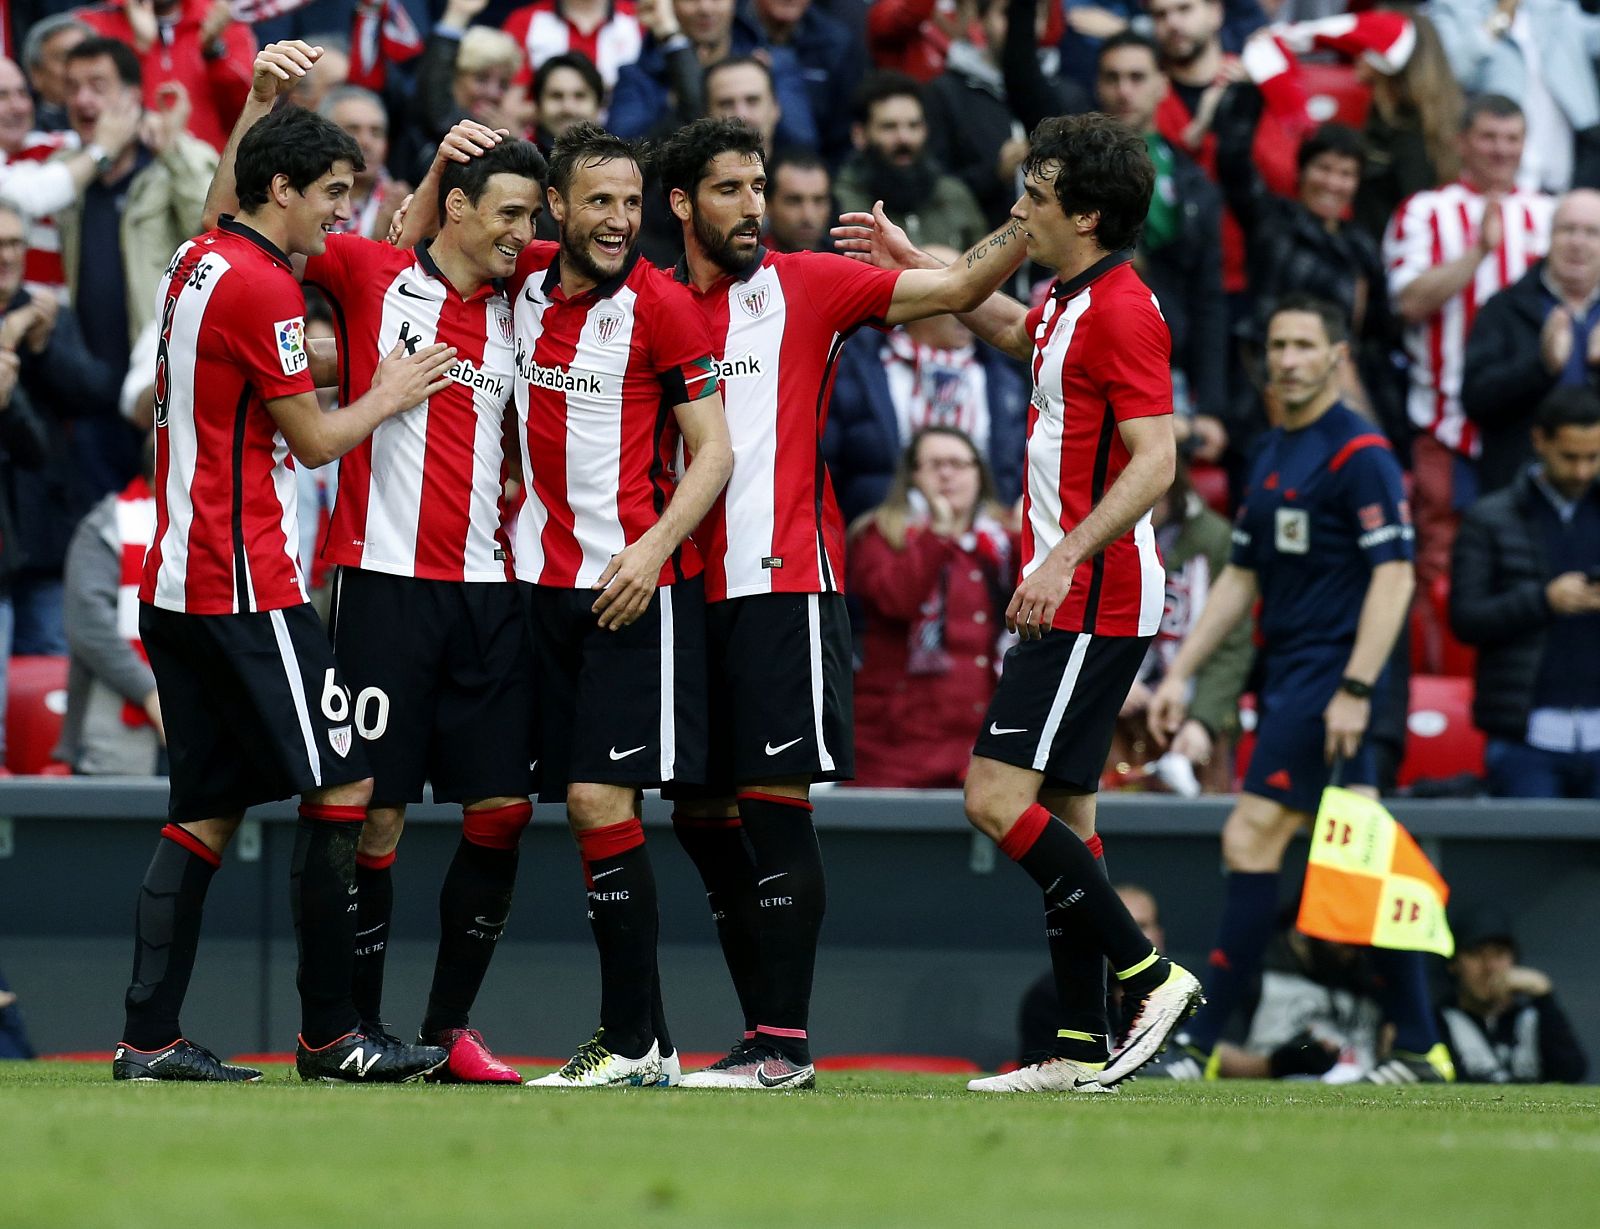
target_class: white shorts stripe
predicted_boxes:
[807,594,835,773]
[1032,632,1093,772]
[269,608,323,788]
[658,586,676,781]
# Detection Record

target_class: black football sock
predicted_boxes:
[575,818,658,1059]
[652,969,673,1058]
[739,792,826,1066]
[421,836,520,1037]
[671,812,761,1033]
[291,803,364,1048]
[1183,871,1280,1054]
[352,850,394,1026]
[121,824,220,1050]
[1045,832,1110,1064]
[1370,947,1442,1055]
[1000,804,1163,990]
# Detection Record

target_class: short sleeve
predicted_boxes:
[300,232,371,305]
[1383,193,1437,300]
[1088,293,1173,422]
[1337,438,1415,566]
[647,275,719,402]
[798,252,901,333]
[224,272,316,401]
[1229,504,1256,570]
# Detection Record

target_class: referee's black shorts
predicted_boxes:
[141,602,372,821]
[971,630,1150,792]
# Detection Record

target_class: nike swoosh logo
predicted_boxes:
[397,283,432,300]
[609,745,647,760]
[524,286,539,303]
[765,737,803,756]
[757,873,787,886]
[592,867,625,881]
[756,1064,810,1088]
[473,914,510,927]
[988,723,1027,735]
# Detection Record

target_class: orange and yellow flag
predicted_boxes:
[1296,787,1455,958]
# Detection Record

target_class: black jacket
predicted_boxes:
[1461,261,1595,493]
[1448,471,1600,739]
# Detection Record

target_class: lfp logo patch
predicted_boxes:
[276,317,308,376]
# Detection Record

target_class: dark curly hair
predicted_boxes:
[1021,113,1154,254]
[236,105,364,212]
[547,122,641,199]
[652,117,766,203]
[1296,123,1366,176]
[438,138,548,219]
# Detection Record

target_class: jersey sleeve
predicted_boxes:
[301,233,374,306]
[647,275,720,403]
[800,252,902,332]
[1228,504,1257,570]
[507,240,558,298]
[1087,293,1173,421]
[224,272,316,401]
[1337,438,1415,567]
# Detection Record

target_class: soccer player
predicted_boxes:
[1146,295,1454,1084]
[650,117,1028,1089]
[406,122,735,1087]
[835,114,1201,1092]
[203,43,549,1083]
[115,101,458,1084]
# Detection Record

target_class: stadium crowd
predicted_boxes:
[0,0,1594,1085]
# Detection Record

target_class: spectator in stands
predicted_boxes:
[1450,386,1600,800]
[1385,94,1554,641]
[0,967,35,1058]
[825,244,1026,522]
[21,14,90,133]
[321,85,410,241]
[834,71,985,251]
[1464,189,1600,493]
[74,0,257,152]
[501,0,643,93]
[57,433,164,776]
[1430,0,1600,195]
[763,149,831,252]
[288,32,350,113]
[1439,904,1589,1083]
[866,0,978,82]
[1055,0,1264,102]
[412,18,526,174]
[704,55,783,153]
[846,426,1017,789]
[1092,30,1227,459]
[742,0,864,162]
[530,50,602,151]
[995,0,1090,209]
[609,0,818,149]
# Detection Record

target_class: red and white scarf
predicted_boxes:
[106,476,157,728]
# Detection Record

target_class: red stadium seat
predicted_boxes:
[1232,693,1259,789]
[815,1054,981,1074]
[1297,62,1372,128]
[1397,675,1486,787]
[1189,461,1231,516]
[5,655,70,775]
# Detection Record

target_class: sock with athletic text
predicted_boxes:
[1000,805,1163,991]
[577,818,658,1060]
[121,824,220,1050]
[352,851,394,1025]
[739,792,826,1065]
[291,803,365,1048]
[421,804,529,1036]
[671,812,761,1033]
[1045,832,1110,1064]
[1183,870,1281,1054]
[1369,947,1441,1054]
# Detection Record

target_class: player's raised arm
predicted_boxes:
[395,121,508,249]
[202,41,321,233]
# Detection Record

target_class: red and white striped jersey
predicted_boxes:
[1384,182,1553,457]
[504,0,642,90]
[1022,254,1170,638]
[141,218,315,614]
[304,234,516,582]
[0,130,73,291]
[508,242,719,589]
[674,247,900,601]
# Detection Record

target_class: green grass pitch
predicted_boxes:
[4,1064,1597,1228]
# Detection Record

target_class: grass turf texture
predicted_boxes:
[4,1065,1596,1228]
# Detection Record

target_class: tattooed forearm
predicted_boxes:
[964,221,1022,268]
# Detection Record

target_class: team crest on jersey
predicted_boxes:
[275,317,308,376]
[592,304,625,346]
[493,307,512,346]
[329,725,352,758]
[736,285,769,319]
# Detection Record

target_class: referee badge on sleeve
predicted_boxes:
[276,317,309,376]
[1275,507,1310,554]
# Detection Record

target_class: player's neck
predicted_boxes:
[232,207,293,257]
[1280,388,1340,431]
[684,241,736,293]
[1049,239,1113,286]
[428,230,490,298]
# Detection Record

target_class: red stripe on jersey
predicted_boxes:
[1328,433,1391,472]
[528,303,586,584]
[416,293,487,575]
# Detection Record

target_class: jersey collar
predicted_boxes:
[542,244,642,302]
[414,238,505,302]
[1051,248,1133,301]
[217,214,292,270]
[672,244,768,288]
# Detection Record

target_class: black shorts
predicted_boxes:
[328,568,534,806]
[667,592,853,798]
[141,602,372,822]
[529,576,707,802]
[971,630,1150,792]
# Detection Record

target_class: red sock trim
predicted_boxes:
[755,1025,808,1040]
[576,817,645,863]
[161,823,221,868]
[737,791,813,812]
[356,849,396,871]
[998,803,1052,862]
[742,1030,757,1041]
[1084,833,1104,861]
[462,800,533,850]
[671,812,743,830]
[299,803,367,824]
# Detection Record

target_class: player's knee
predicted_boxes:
[463,798,533,850]
[962,781,1010,843]
[565,783,635,831]
[358,808,404,857]
[318,777,374,811]
[179,816,243,855]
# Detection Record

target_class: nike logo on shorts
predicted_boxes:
[988,723,1027,735]
[765,737,803,756]
[609,745,647,760]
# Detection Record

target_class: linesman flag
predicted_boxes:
[1296,787,1455,958]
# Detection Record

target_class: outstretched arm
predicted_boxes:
[202,40,320,232]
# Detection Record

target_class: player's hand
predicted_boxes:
[1541,305,1574,375]
[252,41,321,104]
[0,349,19,408]
[590,537,668,630]
[1504,965,1552,997]
[831,201,920,270]
[1322,689,1370,764]
[200,0,234,45]
[126,0,159,52]
[1145,676,1189,748]
[373,340,457,413]
[385,193,413,245]
[434,120,507,169]
[1005,550,1073,640]
[1545,571,1600,614]
[1478,196,1504,256]
[373,178,413,242]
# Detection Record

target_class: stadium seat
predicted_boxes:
[1232,693,1259,789]
[1397,675,1486,787]
[1410,575,1475,678]
[1189,461,1231,516]
[5,655,70,775]
[1297,61,1372,128]
[815,1054,981,1074]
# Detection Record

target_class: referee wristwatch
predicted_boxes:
[85,143,113,176]
[1338,677,1374,700]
